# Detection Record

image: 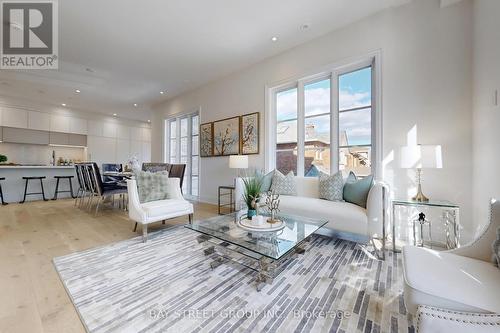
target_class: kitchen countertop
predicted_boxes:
[0,165,75,169]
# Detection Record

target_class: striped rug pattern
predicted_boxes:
[53,226,414,333]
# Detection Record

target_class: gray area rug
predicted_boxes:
[53,226,414,333]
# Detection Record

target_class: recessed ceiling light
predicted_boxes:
[160,91,164,95]
[133,103,138,107]
[75,89,81,93]
[271,36,278,42]
[61,103,66,107]
[147,120,151,123]
[113,113,117,116]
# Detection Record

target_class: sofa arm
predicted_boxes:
[366,181,389,240]
[234,177,245,211]
[127,179,147,223]
[416,305,500,333]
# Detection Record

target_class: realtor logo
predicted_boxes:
[1,0,58,69]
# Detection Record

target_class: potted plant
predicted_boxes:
[0,155,7,164]
[241,171,263,219]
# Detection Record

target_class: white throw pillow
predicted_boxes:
[270,170,297,196]
[319,171,344,202]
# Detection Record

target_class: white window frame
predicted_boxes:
[164,111,200,199]
[265,51,382,179]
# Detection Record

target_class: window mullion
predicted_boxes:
[176,118,181,163]
[331,72,339,174]
[297,81,305,176]
[187,115,192,196]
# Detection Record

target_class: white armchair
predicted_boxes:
[402,199,500,332]
[127,178,194,242]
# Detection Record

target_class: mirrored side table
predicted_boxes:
[392,199,460,252]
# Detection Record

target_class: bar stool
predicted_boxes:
[52,175,76,200]
[0,177,7,205]
[20,176,48,203]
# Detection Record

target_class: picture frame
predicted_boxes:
[199,122,214,157]
[240,112,259,155]
[213,116,240,156]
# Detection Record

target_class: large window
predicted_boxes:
[165,112,199,198]
[272,59,376,177]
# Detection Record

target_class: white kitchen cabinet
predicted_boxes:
[130,127,143,141]
[142,127,151,142]
[28,111,50,131]
[130,140,143,163]
[87,120,103,136]
[69,117,88,135]
[102,122,118,138]
[50,115,70,133]
[87,136,117,166]
[142,142,151,162]
[116,125,130,139]
[116,139,131,163]
[2,107,28,128]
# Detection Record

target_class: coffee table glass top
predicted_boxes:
[185,212,328,260]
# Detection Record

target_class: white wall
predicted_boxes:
[0,96,152,167]
[152,0,474,237]
[472,0,500,230]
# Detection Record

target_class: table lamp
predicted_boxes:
[229,155,248,178]
[400,144,442,202]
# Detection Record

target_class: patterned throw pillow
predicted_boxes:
[319,171,344,202]
[135,171,170,203]
[270,170,297,196]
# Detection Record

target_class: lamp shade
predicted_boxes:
[400,145,442,169]
[229,155,248,169]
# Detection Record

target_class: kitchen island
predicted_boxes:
[0,165,77,203]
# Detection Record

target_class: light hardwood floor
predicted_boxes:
[0,199,218,333]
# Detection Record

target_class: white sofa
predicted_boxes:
[235,175,388,254]
[402,199,500,332]
[127,178,194,242]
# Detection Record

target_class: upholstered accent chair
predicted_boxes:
[127,177,193,242]
[141,163,187,191]
[142,162,170,173]
[403,199,500,332]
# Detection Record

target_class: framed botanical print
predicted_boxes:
[200,122,214,157]
[213,116,240,156]
[240,112,259,154]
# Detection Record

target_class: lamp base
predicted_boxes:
[412,184,429,202]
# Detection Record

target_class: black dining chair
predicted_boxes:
[102,163,123,183]
[168,164,186,190]
[89,163,127,215]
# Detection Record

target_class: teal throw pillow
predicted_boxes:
[343,172,373,208]
[260,171,274,193]
[135,171,170,203]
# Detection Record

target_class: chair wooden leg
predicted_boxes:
[142,224,148,243]
[133,222,138,232]
[162,220,165,225]
[189,213,193,224]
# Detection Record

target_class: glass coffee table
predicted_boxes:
[185,212,328,291]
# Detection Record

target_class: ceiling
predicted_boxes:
[0,0,410,121]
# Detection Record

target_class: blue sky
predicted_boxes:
[276,67,371,145]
